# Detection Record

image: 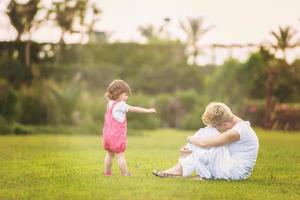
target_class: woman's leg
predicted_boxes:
[116,152,130,176]
[104,150,115,175]
[161,151,192,175]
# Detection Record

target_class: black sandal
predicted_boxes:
[152,170,182,178]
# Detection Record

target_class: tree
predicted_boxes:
[261,26,299,128]
[259,47,278,128]
[138,18,174,43]
[180,17,213,65]
[138,24,161,43]
[271,26,297,61]
[47,0,101,61]
[7,0,42,67]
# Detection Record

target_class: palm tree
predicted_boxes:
[271,26,297,61]
[259,47,277,128]
[48,0,89,62]
[138,24,161,43]
[83,3,102,43]
[180,17,213,65]
[262,26,298,128]
[7,0,41,67]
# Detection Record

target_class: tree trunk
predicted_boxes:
[25,40,31,67]
[264,67,276,128]
[211,47,216,65]
[57,29,65,63]
[192,42,198,65]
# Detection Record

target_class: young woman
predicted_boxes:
[153,102,259,180]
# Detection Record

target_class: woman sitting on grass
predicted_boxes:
[153,102,259,180]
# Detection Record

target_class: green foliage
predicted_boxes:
[274,64,300,102]
[0,58,33,87]
[176,89,199,112]
[0,117,32,135]
[7,0,40,41]
[180,106,205,130]
[0,79,19,122]
[127,94,161,130]
[1,41,300,131]
[272,104,300,130]
[240,99,266,127]
[153,94,174,127]
[204,58,246,114]
[15,79,82,125]
[241,52,267,99]
[0,116,12,134]
[18,91,47,124]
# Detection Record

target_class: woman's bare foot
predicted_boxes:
[162,163,182,175]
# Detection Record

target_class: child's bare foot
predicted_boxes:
[103,172,112,176]
[123,172,132,176]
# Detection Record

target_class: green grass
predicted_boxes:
[0,129,299,200]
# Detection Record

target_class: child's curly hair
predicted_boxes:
[105,80,131,100]
[202,102,234,126]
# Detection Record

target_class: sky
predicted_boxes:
[0,0,300,63]
[96,0,300,44]
[97,0,300,63]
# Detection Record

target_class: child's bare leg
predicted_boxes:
[116,152,130,176]
[104,150,115,174]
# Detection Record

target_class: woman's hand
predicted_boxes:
[180,145,192,153]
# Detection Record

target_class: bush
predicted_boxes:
[240,100,300,130]
[0,79,19,122]
[0,116,13,134]
[176,89,199,112]
[0,117,31,135]
[180,106,205,130]
[0,59,33,88]
[127,94,161,130]
[179,95,210,130]
[239,99,265,127]
[76,92,106,129]
[154,94,186,128]
[272,104,300,130]
[17,80,82,125]
[18,91,48,124]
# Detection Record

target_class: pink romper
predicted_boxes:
[102,101,127,153]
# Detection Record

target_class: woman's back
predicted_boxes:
[229,121,259,161]
[227,121,259,179]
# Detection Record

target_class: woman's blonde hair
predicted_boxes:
[105,80,131,100]
[202,102,234,126]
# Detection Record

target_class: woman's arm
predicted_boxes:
[127,106,156,113]
[188,129,240,148]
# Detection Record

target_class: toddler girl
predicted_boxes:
[102,80,156,176]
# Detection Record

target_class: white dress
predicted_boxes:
[179,121,259,180]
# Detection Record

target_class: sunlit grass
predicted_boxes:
[0,129,299,200]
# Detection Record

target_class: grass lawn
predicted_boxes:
[0,129,299,200]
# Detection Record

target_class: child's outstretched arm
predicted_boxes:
[127,106,156,113]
